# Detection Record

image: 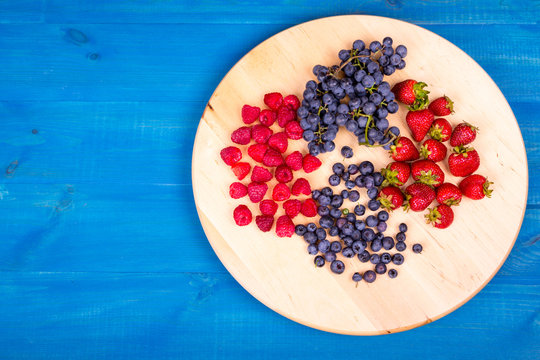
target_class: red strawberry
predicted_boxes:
[300,198,317,217]
[406,109,434,142]
[377,186,405,211]
[233,205,252,226]
[381,161,410,186]
[283,94,300,110]
[404,182,436,212]
[283,199,302,218]
[389,137,420,162]
[229,182,248,199]
[247,182,268,203]
[275,164,293,183]
[241,105,260,124]
[420,139,447,162]
[285,121,303,140]
[272,183,291,201]
[428,96,454,116]
[259,109,276,127]
[277,106,295,127]
[459,174,493,200]
[275,215,294,237]
[285,151,303,170]
[247,143,268,163]
[436,182,462,206]
[302,154,321,173]
[291,178,311,196]
[425,204,454,229]
[429,118,452,142]
[251,165,272,182]
[251,124,273,144]
[231,126,252,145]
[259,199,278,215]
[231,162,251,180]
[264,92,283,111]
[262,148,284,167]
[255,215,274,232]
[268,132,288,153]
[450,122,478,147]
[220,146,242,166]
[411,160,445,187]
[448,146,480,177]
[391,79,429,108]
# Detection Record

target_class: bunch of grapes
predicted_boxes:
[297,37,407,156]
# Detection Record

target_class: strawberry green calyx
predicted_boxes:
[443,95,454,113]
[419,144,431,159]
[408,82,430,111]
[429,125,445,141]
[442,197,461,206]
[381,167,401,186]
[417,170,440,186]
[402,195,411,212]
[483,179,494,198]
[425,207,442,225]
[453,145,474,156]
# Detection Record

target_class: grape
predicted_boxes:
[353,39,365,50]
[396,45,407,57]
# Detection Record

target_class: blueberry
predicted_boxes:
[352,272,363,282]
[351,229,361,240]
[318,195,331,207]
[336,217,347,229]
[352,240,366,254]
[307,244,318,255]
[413,243,423,253]
[314,255,325,267]
[362,228,375,241]
[325,251,337,262]
[354,220,366,231]
[396,232,406,242]
[333,163,345,175]
[364,270,377,283]
[365,176,375,190]
[307,223,317,232]
[342,247,355,258]
[380,252,392,264]
[377,221,387,233]
[354,205,366,216]
[331,195,344,208]
[348,164,359,175]
[375,263,387,275]
[366,215,378,227]
[348,190,360,202]
[329,174,341,186]
[318,239,331,253]
[370,253,380,264]
[345,180,355,189]
[388,269,398,278]
[330,260,345,274]
[316,228,327,240]
[341,190,349,199]
[341,172,350,181]
[330,208,342,218]
[358,250,370,263]
[368,199,381,211]
[395,241,406,252]
[312,189,321,200]
[375,232,384,241]
[373,172,384,186]
[355,175,366,188]
[341,146,353,158]
[304,232,317,244]
[371,238,383,252]
[382,236,394,250]
[367,188,378,200]
[342,236,353,247]
[399,223,408,232]
[330,241,342,253]
[295,224,307,236]
[329,226,339,236]
[359,161,374,175]
[377,211,389,221]
[321,187,333,197]
[318,206,330,217]
[342,223,354,235]
[346,213,356,223]
[392,253,404,265]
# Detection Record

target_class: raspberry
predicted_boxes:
[301,198,317,217]
[229,182,248,199]
[247,143,268,163]
[231,162,251,180]
[283,199,302,218]
[255,215,274,232]
[251,165,273,182]
[285,151,303,171]
[259,109,276,127]
[274,164,293,183]
[285,121,303,140]
[233,205,252,226]
[268,132,288,153]
[277,107,295,128]
[259,199,278,215]
[264,92,283,111]
[231,126,251,145]
[302,154,322,173]
[220,146,242,166]
[291,178,311,196]
[272,183,291,201]
[283,94,300,110]
[241,104,260,124]
[276,215,294,237]
[262,148,284,167]
[251,124,273,144]
[247,182,268,203]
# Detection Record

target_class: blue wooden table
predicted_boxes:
[0,1,539,358]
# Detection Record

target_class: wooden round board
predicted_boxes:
[191,15,528,335]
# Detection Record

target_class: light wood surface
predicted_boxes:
[191,15,528,335]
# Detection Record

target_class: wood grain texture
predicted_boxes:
[192,15,528,334]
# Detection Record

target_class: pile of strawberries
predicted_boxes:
[378,79,493,228]
[220,92,321,237]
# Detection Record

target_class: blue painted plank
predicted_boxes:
[0,0,43,24]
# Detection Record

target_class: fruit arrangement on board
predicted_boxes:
[219,37,493,284]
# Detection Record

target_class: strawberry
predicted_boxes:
[391,79,429,109]
[406,109,434,142]
[275,215,294,237]
[285,121,303,140]
[428,96,454,116]
[272,183,291,201]
[229,182,248,199]
[247,182,268,203]
[251,124,273,144]
[425,204,454,229]
[448,146,480,177]
[241,105,260,124]
[404,182,436,212]
[268,132,288,153]
[283,199,302,218]
[220,146,242,166]
[247,143,268,163]
[277,106,295,128]
[450,122,478,147]
[285,151,303,171]
[381,161,410,186]
[300,198,317,217]
[231,162,251,180]
[283,94,300,110]
[251,165,272,183]
[255,215,274,232]
[411,159,445,187]
[459,174,493,200]
[275,164,293,183]
[233,205,252,226]
[429,118,452,142]
[262,148,284,167]
[420,139,447,162]
[377,186,405,211]
[436,182,462,206]
[291,178,311,196]
[259,199,278,215]
[231,126,252,145]
[389,137,420,162]
[302,154,322,173]
[264,92,283,111]
[259,109,276,127]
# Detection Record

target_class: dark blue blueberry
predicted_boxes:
[314,255,325,267]
[355,175,366,188]
[316,228,327,240]
[354,220,366,231]
[365,176,375,190]
[342,223,354,236]
[377,221,387,233]
[318,195,331,207]
[346,164,358,175]
[342,247,355,258]
[304,232,317,244]
[341,172,350,181]
[329,226,339,236]
[312,189,321,200]
[366,215,378,227]
[399,223,408,232]
[352,240,366,254]
[351,229,361,241]
[336,217,347,229]
[413,243,423,253]
[378,211,389,221]
[330,260,345,274]
[307,244,318,255]
[330,241,342,253]
[321,187,333,197]
[307,223,317,232]
[318,239,331,253]
[341,190,349,199]
[342,236,354,247]
[319,215,333,229]
[371,238,383,252]
[329,174,340,186]
[345,180,355,189]
[364,270,376,283]
[330,207,342,219]
[362,228,375,241]
[382,237,394,251]
[333,163,345,176]
[395,241,406,252]
[392,253,404,265]
[352,272,362,282]
[367,188,378,200]
[354,204,366,216]
[357,250,370,263]
[330,195,344,208]
[373,172,384,186]
[325,251,337,262]
[370,254,380,264]
[380,252,392,264]
[388,269,398,278]
[348,190,360,202]
[368,199,381,211]
[396,232,406,242]
[295,224,307,236]
[375,263,387,275]
[396,45,407,57]
[341,146,353,158]
[318,206,330,216]
[346,213,356,223]
[359,161,374,175]
[375,232,384,241]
